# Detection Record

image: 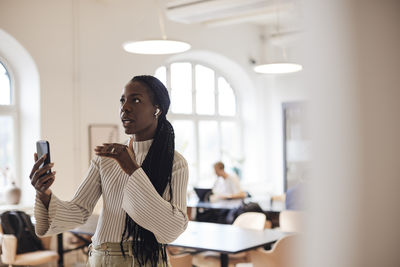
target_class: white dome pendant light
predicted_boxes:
[253,0,302,74]
[123,0,191,55]
[253,47,303,74]
[254,63,302,74]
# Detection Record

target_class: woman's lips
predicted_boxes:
[122,119,134,127]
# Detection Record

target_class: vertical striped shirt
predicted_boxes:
[34,139,189,245]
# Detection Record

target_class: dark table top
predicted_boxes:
[187,196,284,212]
[169,221,286,254]
[187,198,244,209]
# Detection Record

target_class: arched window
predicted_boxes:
[155,62,242,186]
[0,29,40,204]
[0,60,16,187]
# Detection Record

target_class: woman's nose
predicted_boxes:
[121,102,130,112]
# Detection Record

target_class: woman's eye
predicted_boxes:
[132,98,140,103]
[120,98,125,104]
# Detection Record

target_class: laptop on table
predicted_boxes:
[193,187,212,202]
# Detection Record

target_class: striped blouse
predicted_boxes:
[34,139,189,245]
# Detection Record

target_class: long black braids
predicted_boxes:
[120,75,174,267]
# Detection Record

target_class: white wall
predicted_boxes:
[0,1,77,202]
[258,72,308,195]
[0,0,303,202]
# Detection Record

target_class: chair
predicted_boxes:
[233,212,267,231]
[202,212,267,263]
[248,234,300,267]
[0,229,59,266]
[271,194,286,203]
[224,212,267,264]
[279,210,303,233]
[264,220,272,229]
[167,249,193,267]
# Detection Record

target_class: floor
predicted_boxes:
[0,233,253,267]
[62,250,248,267]
[21,232,253,267]
[192,252,242,267]
[0,245,248,267]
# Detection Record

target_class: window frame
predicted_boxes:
[159,61,243,185]
[0,56,20,189]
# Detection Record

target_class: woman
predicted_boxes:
[29,75,189,267]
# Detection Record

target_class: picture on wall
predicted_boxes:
[88,124,119,162]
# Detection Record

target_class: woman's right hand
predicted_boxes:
[29,153,56,208]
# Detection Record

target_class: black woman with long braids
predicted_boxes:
[29,75,189,266]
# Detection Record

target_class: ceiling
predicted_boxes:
[164,0,302,28]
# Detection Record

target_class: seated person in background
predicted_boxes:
[210,161,246,201]
[285,168,309,210]
[285,182,305,210]
[271,178,307,210]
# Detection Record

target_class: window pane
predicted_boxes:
[195,65,215,115]
[221,121,241,169]
[0,62,11,105]
[0,116,14,173]
[171,63,192,114]
[218,77,236,116]
[154,66,167,87]
[172,120,197,185]
[198,121,219,187]
[154,62,241,187]
[171,90,192,114]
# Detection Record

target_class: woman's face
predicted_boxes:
[120,81,159,141]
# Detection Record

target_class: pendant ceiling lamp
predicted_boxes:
[253,47,303,74]
[254,62,302,74]
[253,0,302,74]
[123,0,191,55]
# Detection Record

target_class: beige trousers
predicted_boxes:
[86,242,171,267]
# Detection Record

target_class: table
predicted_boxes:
[187,196,283,226]
[187,198,244,209]
[187,196,284,212]
[57,214,99,266]
[169,221,286,267]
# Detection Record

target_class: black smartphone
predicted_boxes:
[36,140,51,176]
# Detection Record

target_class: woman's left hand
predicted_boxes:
[94,142,139,176]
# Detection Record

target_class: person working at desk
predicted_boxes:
[196,162,247,223]
[210,161,246,202]
[29,75,189,267]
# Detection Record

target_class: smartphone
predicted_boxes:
[36,140,51,177]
